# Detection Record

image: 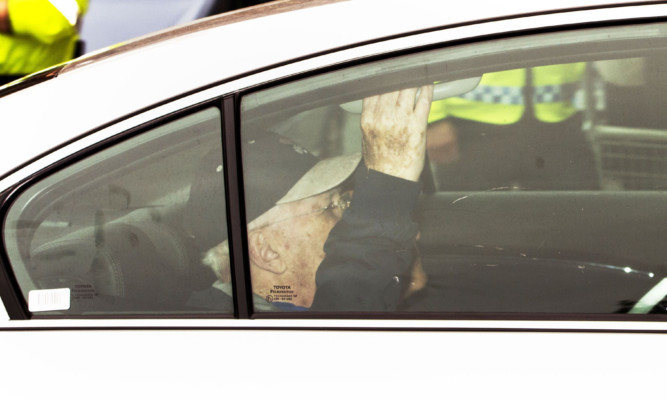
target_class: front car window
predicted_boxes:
[3,107,231,316]
[233,22,667,315]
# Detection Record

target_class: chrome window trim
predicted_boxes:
[2,318,667,331]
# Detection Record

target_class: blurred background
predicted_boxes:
[0,0,275,85]
[80,0,274,53]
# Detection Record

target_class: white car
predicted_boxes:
[3,0,667,397]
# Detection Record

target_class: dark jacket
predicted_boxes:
[310,166,420,312]
[188,166,421,313]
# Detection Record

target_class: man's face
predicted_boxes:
[248,186,426,308]
[248,188,348,307]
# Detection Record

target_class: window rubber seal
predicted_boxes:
[221,95,253,319]
[0,187,29,320]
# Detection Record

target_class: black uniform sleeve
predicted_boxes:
[309,165,420,312]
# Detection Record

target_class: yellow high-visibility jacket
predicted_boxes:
[0,0,88,75]
[429,63,586,125]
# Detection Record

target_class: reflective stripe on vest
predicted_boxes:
[459,81,583,108]
[428,64,586,125]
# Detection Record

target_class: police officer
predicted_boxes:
[426,63,598,190]
[0,0,88,85]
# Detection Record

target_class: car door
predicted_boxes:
[3,2,667,397]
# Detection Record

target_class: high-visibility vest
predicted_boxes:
[0,0,88,76]
[428,63,586,125]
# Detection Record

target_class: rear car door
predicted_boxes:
[3,2,667,397]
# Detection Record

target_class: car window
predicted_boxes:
[237,23,667,315]
[3,107,232,316]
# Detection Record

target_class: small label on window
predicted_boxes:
[28,288,71,312]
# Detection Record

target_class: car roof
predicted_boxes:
[0,0,658,179]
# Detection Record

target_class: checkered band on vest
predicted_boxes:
[460,82,583,107]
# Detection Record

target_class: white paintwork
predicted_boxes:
[2,329,667,399]
[1,3,667,395]
[0,0,663,327]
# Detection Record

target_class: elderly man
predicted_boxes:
[189,85,434,312]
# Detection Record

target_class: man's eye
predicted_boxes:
[328,200,350,218]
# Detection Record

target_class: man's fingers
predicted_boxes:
[397,87,419,109]
[362,85,434,125]
[362,95,377,114]
[415,85,434,116]
[379,90,400,108]
[359,85,433,182]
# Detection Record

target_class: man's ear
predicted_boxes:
[247,229,286,274]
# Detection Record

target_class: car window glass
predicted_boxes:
[3,107,232,316]
[237,23,667,315]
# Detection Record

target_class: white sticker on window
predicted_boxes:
[28,288,71,312]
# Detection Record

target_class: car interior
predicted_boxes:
[6,23,667,317]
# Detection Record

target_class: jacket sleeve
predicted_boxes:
[310,165,421,312]
[8,0,86,44]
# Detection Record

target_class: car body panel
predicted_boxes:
[0,0,665,324]
[3,329,666,398]
[3,1,667,395]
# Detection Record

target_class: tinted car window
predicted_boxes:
[3,108,231,316]
[233,23,667,315]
